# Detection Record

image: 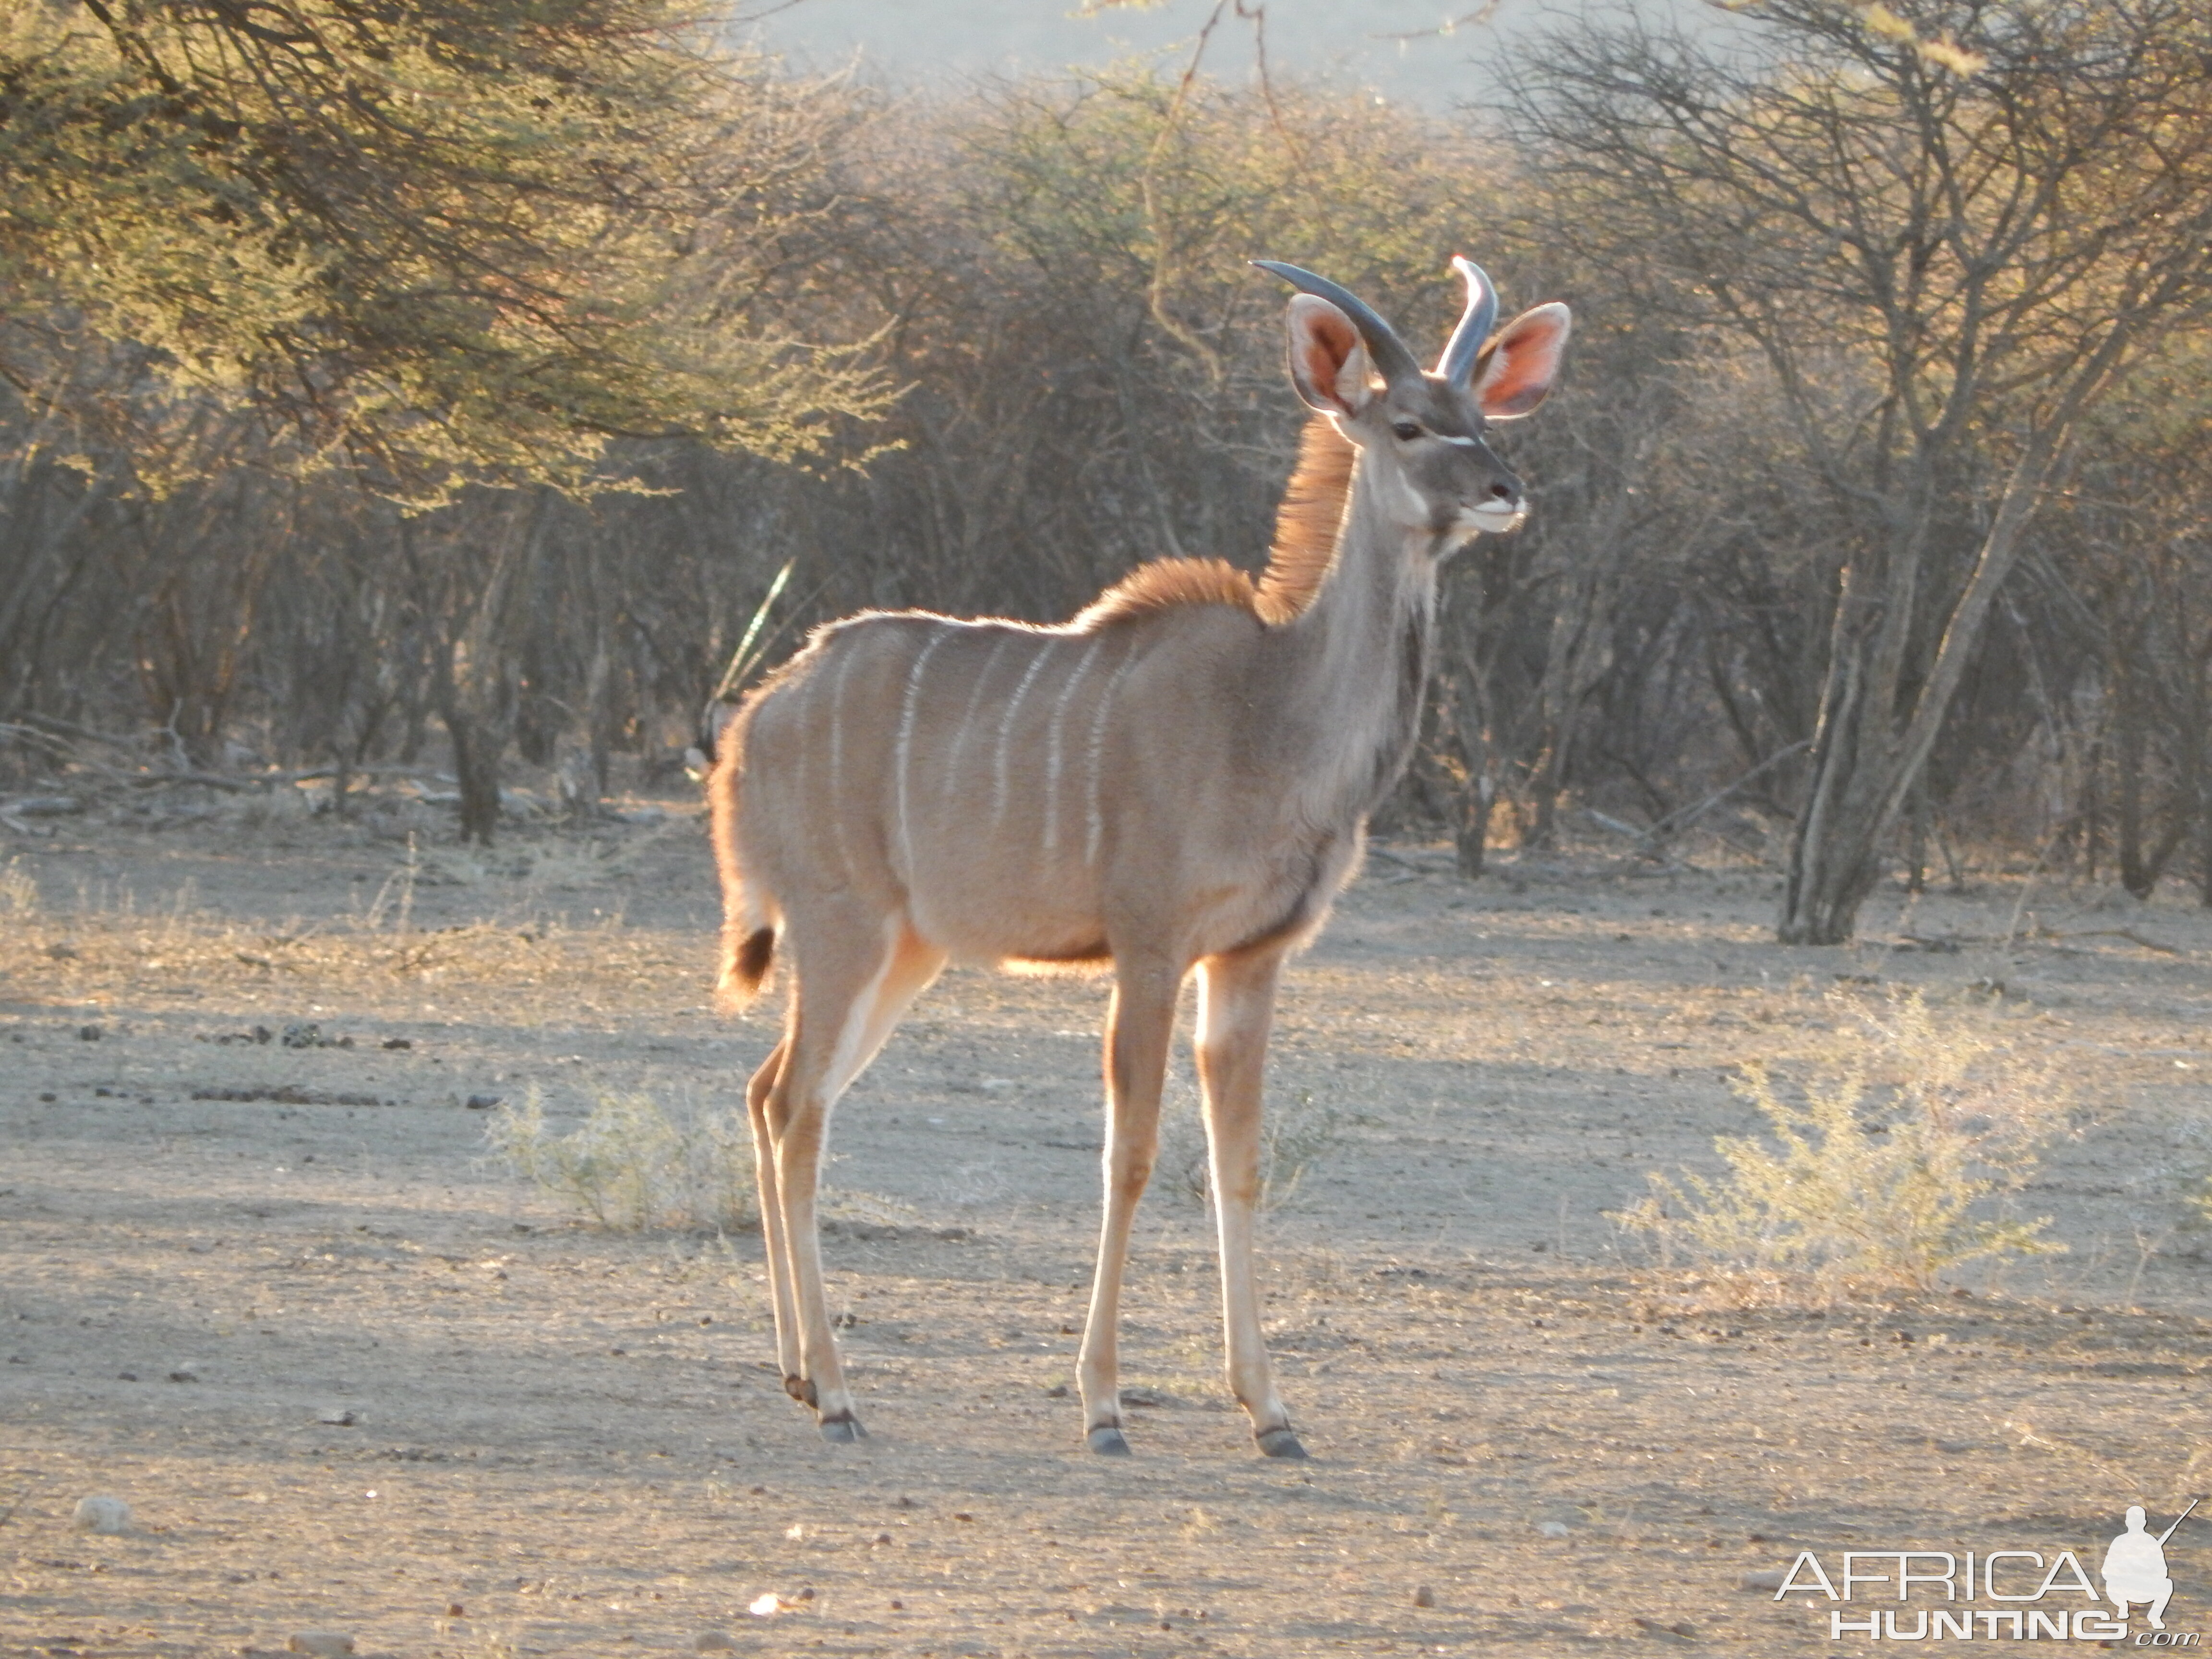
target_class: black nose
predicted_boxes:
[1489,482,1514,500]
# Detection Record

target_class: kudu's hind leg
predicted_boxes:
[1077,958,1179,1455]
[763,919,944,1442]
[745,1037,803,1393]
[1196,948,1304,1458]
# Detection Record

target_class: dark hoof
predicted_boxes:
[1086,1425,1133,1456]
[784,1374,817,1408]
[819,1413,866,1443]
[1256,1426,1309,1460]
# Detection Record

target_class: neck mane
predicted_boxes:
[1074,417,1357,630]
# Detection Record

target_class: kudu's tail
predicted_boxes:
[704,711,779,1009]
[723,924,778,1007]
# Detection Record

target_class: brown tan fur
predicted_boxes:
[1077,417,1358,629]
[708,274,1570,1455]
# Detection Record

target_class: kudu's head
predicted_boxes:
[1254,258,1571,547]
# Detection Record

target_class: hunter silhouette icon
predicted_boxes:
[2104,1499,2200,1631]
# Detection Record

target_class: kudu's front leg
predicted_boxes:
[1196,947,1305,1458]
[1078,959,1179,1455]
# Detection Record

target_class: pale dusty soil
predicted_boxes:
[3,802,2212,1658]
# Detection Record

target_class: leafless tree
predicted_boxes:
[5,47,2211,888]
[1512,0,2212,939]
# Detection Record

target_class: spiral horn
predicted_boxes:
[1251,260,1422,387]
[1437,256,1499,388]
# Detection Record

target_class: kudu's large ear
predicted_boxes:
[1472,302,1572,420]
[1284,295,1378,418]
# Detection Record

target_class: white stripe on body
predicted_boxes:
[1042,637,1104,853]
[943,631,1014,808]
[1083,637,1141,868]
[991,637,1059,831]
[822,643,863,880]
[893,625,952,885]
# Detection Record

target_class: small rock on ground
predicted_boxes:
[71,1495,132,1534]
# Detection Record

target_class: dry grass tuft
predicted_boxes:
[1160,1083,1346,1213]
[0,856,38,915]
[2189,1173,2212,1233]
[1621,989,2077,1304]
[484,1087,757,1232]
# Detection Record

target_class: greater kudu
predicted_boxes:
[708,258,1570,1455]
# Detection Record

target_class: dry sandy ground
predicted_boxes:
[4,802,2211,1658]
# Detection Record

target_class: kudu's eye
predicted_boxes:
[1391,420,1422,442]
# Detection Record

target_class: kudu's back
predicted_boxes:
[709,420,1362,996]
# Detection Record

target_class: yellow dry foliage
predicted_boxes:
[1623,990,2075,1303]
[484,1087,757,1233]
